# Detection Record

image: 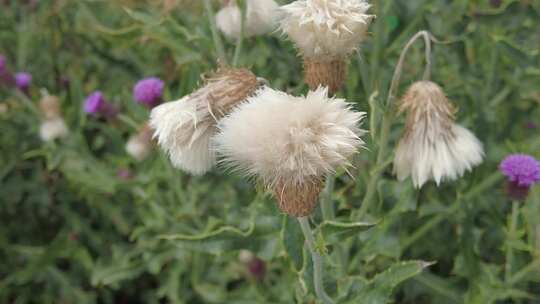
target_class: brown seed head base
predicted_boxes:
[303,57,346,95]
[273,179,324,217]
[40,95,61,119]
[203,67,259,119]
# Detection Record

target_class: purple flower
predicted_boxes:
[133,77,164,108]
[15,72,32,91]
[84,91,118,118]
[499,154,540,187]
[0,55,6,72]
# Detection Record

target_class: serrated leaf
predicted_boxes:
[321,220,377,243]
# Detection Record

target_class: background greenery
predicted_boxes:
[1,0,539,303]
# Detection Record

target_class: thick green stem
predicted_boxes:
[203,0,227,65]
[298,217,334,304]
[505,202,520,283]
[232,0,246,67]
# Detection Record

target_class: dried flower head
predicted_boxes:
[126,123,154,161]
[215,86,366,216]
[216,0,280,40]
[394,81,484,188]
[15,72,32,91]
[279,0,374,58]
[40,118,68,142]
[150,67,259,175]
[133,77,164,108]
[279,0,373,93]
[500,154,540,187]
[39,95,68,142]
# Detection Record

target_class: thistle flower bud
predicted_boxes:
[133,77,164,108]
[500,154,540,201]
[280,0,374,94]
[216,0,280,40]
[150,67,259,175]
[15,72,32,92]
[215,86,366,217]
[393,81,484,188]
[84,91,118,119]
[126,123,154,161]
[39,95,68,142]
[238,250,266,281]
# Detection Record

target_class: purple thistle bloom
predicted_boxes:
[0,55,6,72]
[133,77,164,108]
[499,154,540,187]
[15,72,32,91]
[84,91,118,118]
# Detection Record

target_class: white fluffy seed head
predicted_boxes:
[279,0,374,58]
[393,81,484,188]
[126,124,153,161]
[216,0,280,40]
[40,118,68,142]
[150,68,259,175]
[215,86,367,189]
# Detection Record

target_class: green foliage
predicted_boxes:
[1,0,540,303]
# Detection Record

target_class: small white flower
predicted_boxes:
[279,0,374,58]
[150,68,259,175]
[215,86,366,216]
[216,0,280,40]
[393,81,484,188]
[40,118,68,142]
[126,124,153,161]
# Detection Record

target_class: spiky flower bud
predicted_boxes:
[280,0,374,94]
[215,86,366,216]
[150,67,260,175]
[393,81,484,188]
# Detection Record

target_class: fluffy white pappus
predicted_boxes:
[393,81,484,188]
[216,0,280,40]
[40,118,68,142]
[126,135,152,161]
[150,97,216,175]
[279,0,374,58]
[214,86,366,188]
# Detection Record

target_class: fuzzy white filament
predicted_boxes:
[40,118,68,142]
[216,0,280,40]
[215,86,366,189]
[394,81,484,188]
[279,0,374,58]
[150,68,259,175]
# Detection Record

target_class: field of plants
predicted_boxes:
[1,0,539,303]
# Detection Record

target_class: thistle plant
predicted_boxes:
[2,1,539,303]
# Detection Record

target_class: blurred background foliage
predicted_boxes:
[1,0,540,303]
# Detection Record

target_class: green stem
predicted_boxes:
[298,217,334,304]
[203,0,227,65]
[320,175,335,220]
[508,260,540,285]
[232,0,246,67]
[505,201,520,283]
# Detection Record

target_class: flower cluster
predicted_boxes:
[39,95,69,142]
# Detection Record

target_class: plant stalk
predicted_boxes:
[298,217,334,304]
[232,0,246,67]
[203,0,227,65]
[505,201,520,283]
[357,30,435,219]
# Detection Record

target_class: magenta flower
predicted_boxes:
[15,72,32,91]
[0,55,6,72]
[133,77,164,108]
[500,154,540,187]
[84,91,118,118]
